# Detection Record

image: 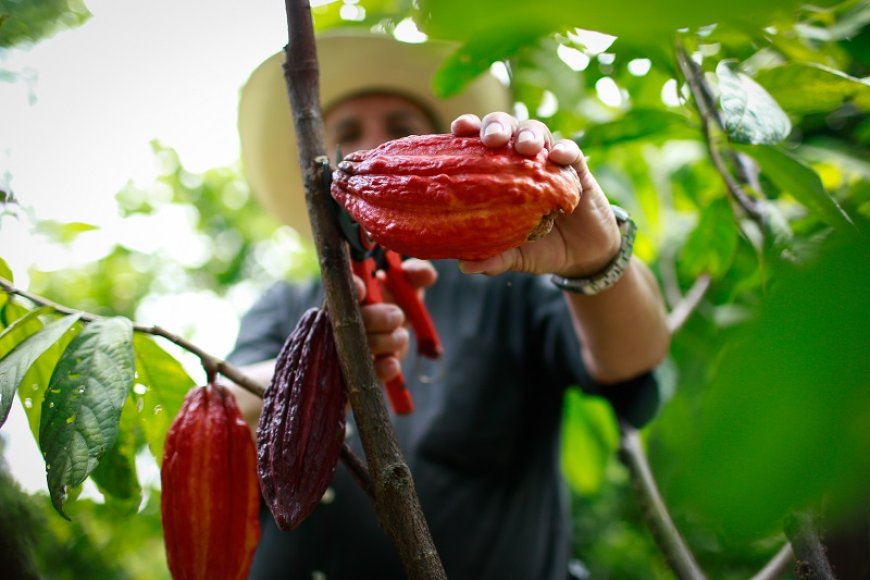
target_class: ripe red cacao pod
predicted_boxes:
[257,307,348,530]
[331,133,581,261]
[161,383,260,580]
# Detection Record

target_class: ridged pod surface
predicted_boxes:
[256,307,348,530]
[161,383,260,580]
[331,134,581,261]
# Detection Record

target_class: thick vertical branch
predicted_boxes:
[785,511,837,580]
[618,421,707,580]
[280,2,446,578]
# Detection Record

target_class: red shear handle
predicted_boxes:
[381,250,443,359]
[351,258,414,415]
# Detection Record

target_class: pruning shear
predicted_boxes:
[323,158,442,415]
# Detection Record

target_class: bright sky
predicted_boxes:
[0,0,296,493]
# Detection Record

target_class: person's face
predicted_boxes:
[324,93,439,159]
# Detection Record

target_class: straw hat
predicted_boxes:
[237,29,513,242]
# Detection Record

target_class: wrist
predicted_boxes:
[551,206,636,296]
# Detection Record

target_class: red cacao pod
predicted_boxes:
[161,383,260,580]
[331,133,581,261]
[257,307,348,530]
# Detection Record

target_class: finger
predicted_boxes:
[514,120,552,156]
[458,248,521,277]
[373,355,402,383]
[361,303,405,333]
[549,138,581,166]
[480,112,518,148]
[367,326,410,356]
[451,113,481,136]
[397,258,438,290]
[352,274,366,302]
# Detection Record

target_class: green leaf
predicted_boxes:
[561,390,619,495]
[578,109,697,149]
[0,305,52,359]
[717,61,791,145]
[755,63,870,115]
[0,313,82,430]
[39,316,135,519]
[90,397,142,515]
[131,334,194,464]
[736,144,855,230]
[34,220,99,244]
[678,196,739,279]
[433,33,538,98]
[0,256,12,282]
[420,0,838,45]
[666,230,870,538]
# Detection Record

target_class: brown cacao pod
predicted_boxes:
[161,382,260,580]
[331,133,581,261]
[256,307,348,530]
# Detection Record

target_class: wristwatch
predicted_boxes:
[550,205,636,296]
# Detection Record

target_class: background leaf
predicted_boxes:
[717,61,792,145]
[678,196,740,279]
[0,313,81,429]
[38,316,135,518]
[561,390,619,495]
[131,334,195,464]
[755,63,870,115]
[736,144,855,230]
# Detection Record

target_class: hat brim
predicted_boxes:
[238,31,513,243]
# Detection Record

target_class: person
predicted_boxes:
[228,29,670,580]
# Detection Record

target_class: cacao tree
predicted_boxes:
[1,0,869,577]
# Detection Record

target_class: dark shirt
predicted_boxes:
[228,260,659,580]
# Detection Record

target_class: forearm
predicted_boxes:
[565,257,670,384]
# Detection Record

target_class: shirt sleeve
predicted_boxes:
[226,279,324,367]
[525,274,662,429]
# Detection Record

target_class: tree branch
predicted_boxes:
[750,543,795,580]
[785,510,837,580]
[674,40,767,230]
[667,273,712,333]
[280,2,445,578]
[617,420,707,580]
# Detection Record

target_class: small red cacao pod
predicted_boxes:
[161,383,260,580]
[256,307,348,530]
[331,133,581,261]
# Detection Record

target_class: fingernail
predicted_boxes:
[388,308,405,326]
[483,122,505,138]
[516,129,536,146]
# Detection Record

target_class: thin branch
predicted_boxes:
[750,543,795,580]
[0,275,264,398]
[667,274,712,333]
[674,40,767,229]
[617,420,707,580]
[0,277,377,492]
[281,2,445,578]
[784,510,837,580]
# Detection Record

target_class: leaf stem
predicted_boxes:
[749,543,794,580]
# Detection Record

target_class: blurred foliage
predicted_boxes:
[0,0,90,48]
[1,0,869,577]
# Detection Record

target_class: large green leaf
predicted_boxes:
[561,390,619,495]
[755,63,870,115]
[90,396,142,515]
[578,109,697,149]
[736,144,855,230]
[678,196,740,279]
[717,61,792,145]
[0,313,81,430]
[131,334,194,464]
[0,305,51,359]
[666,231,870,538]
[420,0,836,44]
[39,316,135,519]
